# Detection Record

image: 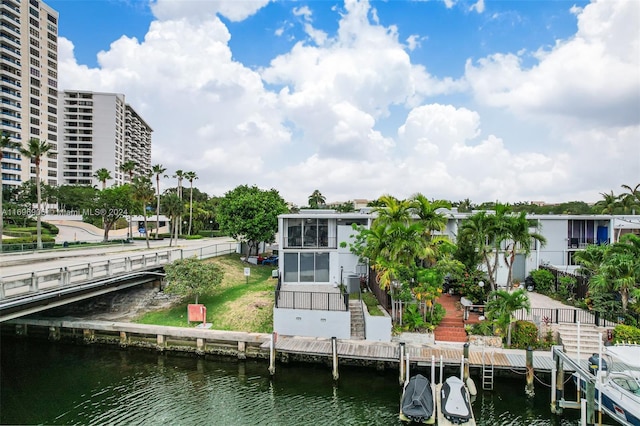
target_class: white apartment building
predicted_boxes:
[58,91,152,187]
[1,0,59,190]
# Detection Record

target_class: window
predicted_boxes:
[283,252,330,283]
[285,218,332,248]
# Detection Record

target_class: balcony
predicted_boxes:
[284,236,337,249]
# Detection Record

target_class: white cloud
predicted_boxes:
[470,0,485,14]
[57,0,639,206]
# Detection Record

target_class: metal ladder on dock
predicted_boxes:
[481,348,495,390]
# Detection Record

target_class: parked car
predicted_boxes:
[262,255,278,266]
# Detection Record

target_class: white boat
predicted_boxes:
[576,344,640,426]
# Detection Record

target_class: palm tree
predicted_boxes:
[173,170,186,235]
[502,212,546,289]
[131,176,155,249]
[119,160,137,239]
[410,193,450,238]
[594,190,619,214]
[373,195,413,227]
[485,288,530,347]
[151,164,167,238]
[119,160,136,183]
[620,184,640,214]
[184,171,198,235]
[19,138,52,250]
[161,193,184,247]
[591,234,640,314]
[0,133,20,250]
[308,189,326,209]
[458,211,500,290]
[93,168,112,190]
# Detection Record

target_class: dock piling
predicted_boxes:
[555,352,565,415]
[526,346,534,397]
[331,336,339,381]
[399,342,406,386]
[268,332,276,376]
[463,343,470,381]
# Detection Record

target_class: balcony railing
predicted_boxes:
[284,236,338,249]
[275,290,349,311]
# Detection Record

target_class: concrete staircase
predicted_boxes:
[557,323,610,355]
[349,299,365,340]
[434,294,468,343]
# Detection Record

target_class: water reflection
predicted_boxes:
[0,337,587,425]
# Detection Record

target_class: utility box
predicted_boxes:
[188,304,206,323]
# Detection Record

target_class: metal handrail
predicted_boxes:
[274,290,348,312]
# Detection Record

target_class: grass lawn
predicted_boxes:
[135,254,276,333]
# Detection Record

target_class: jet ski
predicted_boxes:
[400,374,435,423]
[440,376,473,424]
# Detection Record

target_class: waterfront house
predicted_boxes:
[273,209,395,341]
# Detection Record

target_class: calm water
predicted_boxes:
[1,337,584,425]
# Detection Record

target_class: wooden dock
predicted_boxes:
[263,335,561,373]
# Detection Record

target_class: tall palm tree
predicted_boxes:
[131,176,155,249]
[410,193,450,238]
[119,160,137,239]
[0,133,20,250]
[19,138,52,250]
[458,211,500,290]
[308,189,325,209]
[486,288,530,347]
[184,171,198,235]
[119,160,136,183]
[173,170,186,235]
[373,195,413,227]
[161,193,184,247]
[93,168,112,190]
[151,164,167,238]
[502,212,546,289]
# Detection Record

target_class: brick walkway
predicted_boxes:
[434,294,483,342]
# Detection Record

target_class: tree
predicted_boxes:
[151,164,167,238]
[217,185,288,260]
[502,213,546,289]
[0,133,20,250]
[93,168,112,190]
[373,195,413,227]
[590,234,640,314]
[163,257,224,305]
[119,160,137,239]
[161,193,184,247]
[19,138,52,250]
[131,176,155,249]
[485,288,530,347]
[308,189,326,209]
[185,171,198,235]
[620,183,640,214]
[411,194,450,238]
[92,185,134,242]
[173,169,186,235]
[458,211,499,291]
[57,185,97,212]
[594,190,619,214]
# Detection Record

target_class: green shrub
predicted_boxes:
[184,235,202,240]
[0,236,56,252]
[403,304,426,331]
[197,230,225,237]
[41,222,59,235]
[531,269,554,294]
[426,303,446,328]
[613,324,640,344]
[469,321,494,336]
[511,320,539,349]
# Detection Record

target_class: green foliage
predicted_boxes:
[530,269,554,294]
[217,185,288,258]
[163,257,224,304]
[510,320,539,349]
[613,324,640,344]
[557,275,577,301]
[469,321,494,336]
[402,303,425,331]
[427,303,446,327]
[450,269,490,304]
[362,292,384,316]
[56,185,98,212]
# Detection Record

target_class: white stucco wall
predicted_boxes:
[274,308,350,339]
[364,304,392,342]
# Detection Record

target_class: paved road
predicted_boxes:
[0,237,237,277]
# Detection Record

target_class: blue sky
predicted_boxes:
[51,0,639,206]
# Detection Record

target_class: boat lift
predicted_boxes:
[551,344,603,425]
